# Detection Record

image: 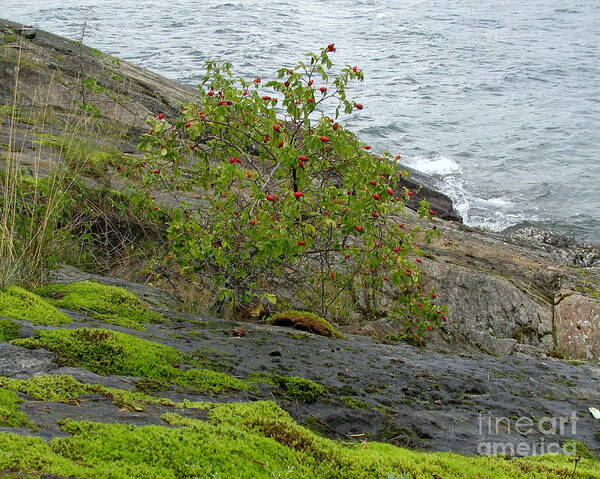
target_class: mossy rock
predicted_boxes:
[37,281,163,330]
[13,328,182,378]
[0,286,70,325]
[172,368,251,394]
[268,310,341,338]
[0,374,184,412]
[0,388,35,429]
[12,329,251,395]
[250,373,326,403]
[562,440,596,460]
[0,399,596,478]
[0,317,20,342]
[0,375,90,403]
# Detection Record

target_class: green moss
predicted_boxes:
[0,317,20,342]
[0,374,176,411]
[340,396,370,410]
[0,374,180,413]
[375,418,418,445]
[173,368,252,394]
[12,329,251,394]
[0,400,598,478]
[174,399,214,410]
[562,440,595,460]
[0,375,89,402]
[268,310,342,338]
[0,286,70,325]
[135,377,169,394]
[13,328,182,378]
[0,388,35,429]
[1,33,19,45]
[187,347,235,372]
[93,385,176,411]
[37,281,162,330]
[250,373,326,403]
[33,133,128,176]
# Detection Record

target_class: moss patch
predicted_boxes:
[0,375,89,402]
[562,440,596,460]
[0,374,180,412]
[0,286,71,325]
[0,388,35,429]
[12,329,251,395]
[268,310,341,338]
[13,328,181,378]
[0,317,20,342]
[173,368,251,394]
[339,396,370,410]
[250,373,326,403]
[37,281,162,330]
[187,347,235,372]
[0,398,597,478]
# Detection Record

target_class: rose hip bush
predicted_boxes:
[136,45,446,340]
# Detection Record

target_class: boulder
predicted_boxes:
[554,292,600,360]
[420,260,554,355]
[397,165,462,222]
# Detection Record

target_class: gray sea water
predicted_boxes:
[3,0,599,243]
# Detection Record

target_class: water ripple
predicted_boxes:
[3,0,599,242]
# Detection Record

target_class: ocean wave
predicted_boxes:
[401,154,462,176]
[402,154,536,233]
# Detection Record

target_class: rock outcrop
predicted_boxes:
[1,19,600,477]
[3,290,600,458]
[397,165,463,222]
[555,292,600,360]
[1,18,599,361]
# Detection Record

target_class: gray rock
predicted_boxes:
[506,227,600,267]
[421,260,554,352]
[0,343,56,378]
[397,165,463,222]
[21,399,170,439]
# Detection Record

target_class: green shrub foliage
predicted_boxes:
[136,46,445,336]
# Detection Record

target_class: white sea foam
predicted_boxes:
[401,154,533,233]
[401,155,462,176]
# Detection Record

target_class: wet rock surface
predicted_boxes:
[3,305,600,458]
[0,342,56,378]
[397,165,462,222]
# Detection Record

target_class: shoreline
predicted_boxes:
[1,18,600,473]
[4,17,599,246]
[1,17,598,357]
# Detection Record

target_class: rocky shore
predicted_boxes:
[1,18,599,477]
[2,271,600,457]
